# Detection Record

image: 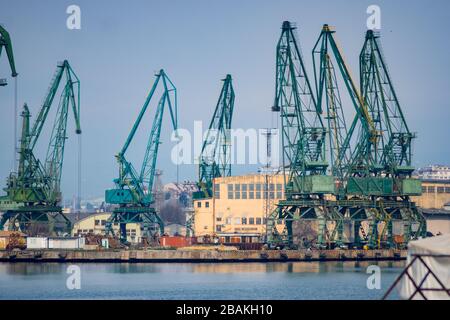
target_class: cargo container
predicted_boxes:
[27,237,49,249]
[48,237,85,249]
[160,236,196,248]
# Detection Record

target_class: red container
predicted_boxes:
[160,236,194,247]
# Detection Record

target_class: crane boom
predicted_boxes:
[360,30,415,176]
[0,25,18,79]
[196,74,235,198]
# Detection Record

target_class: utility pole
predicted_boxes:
[14,76,17,172]
[262,128,276,241]
[77,134,82,221]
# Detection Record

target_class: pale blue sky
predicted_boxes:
[0,0,449,200]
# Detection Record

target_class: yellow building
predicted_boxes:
[412,180,450,235]
[71,213,142,243]
[193,173,285,243]
[193,175,450,241]
[413,180,450,209]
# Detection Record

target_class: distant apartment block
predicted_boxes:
[414,165,450,181]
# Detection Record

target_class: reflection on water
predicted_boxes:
[0,261,405,300]
[189,261,404,274]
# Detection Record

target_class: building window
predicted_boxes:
[216,217,222,222]
[428,186,435,193]
[446,187,450,193]
[205,201,210,208]
[242,217,247,225]
[197,202,201,208]
[249,217,255,225]
[437,187,445,193]
[276,183,283,199]
[216,225,222,232]
[101,220,106,226]
[242,184,247,199]
[234,217,241,225]
[226,217,232,225]
[214,184,220,199]
[235,184,241,199]
[422,186,427,193]
[95,219,100,226]
[256,183,261,199]
[228,184,234,199]
[249,183,254,199]
[256,217,262,225]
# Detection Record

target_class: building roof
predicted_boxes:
[69,212,111,225]
[164,182,198,193]
[421,208,450,217]
[420,179,450,184]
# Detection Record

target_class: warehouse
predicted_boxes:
[71,213,142,243]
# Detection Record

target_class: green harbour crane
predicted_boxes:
[267,21,335,247]
[312,24,390,248]
[359,30,425,245]
[0,60,81,234]
[309,25,424,248]
[105,69,177,242]
[188,75,234,236]
[268,23,425,249]
[0,25,18,86]
[195,74,235,199]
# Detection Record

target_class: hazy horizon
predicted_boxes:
[1,0,449,200]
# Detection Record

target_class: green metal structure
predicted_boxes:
[359,29,425,246]
[267,21,335,248]
[311,25,424,248]
[188,75,234,235]
[0,60,81,234]
[105,69,177,242]
[267,23,425,249]
[196,74,235,199]
[0,25,18,85]
[313,25,379,185]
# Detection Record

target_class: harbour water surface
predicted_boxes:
[0,261,404,300]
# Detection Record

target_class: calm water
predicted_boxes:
[0,261,404,300]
